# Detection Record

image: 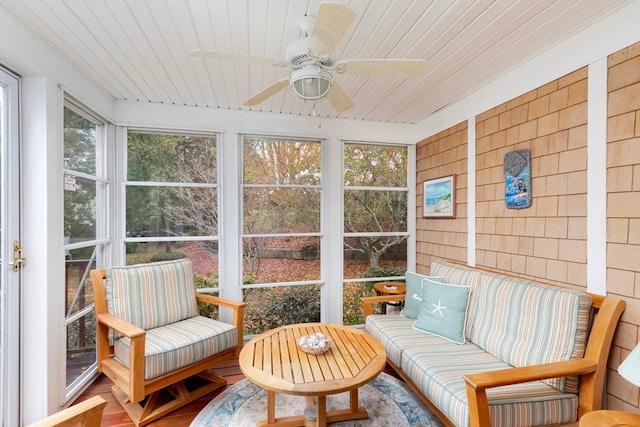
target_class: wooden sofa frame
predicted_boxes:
[90,269,247,426]
[362,282,625,427]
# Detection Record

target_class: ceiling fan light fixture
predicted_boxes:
[291,65,333,101]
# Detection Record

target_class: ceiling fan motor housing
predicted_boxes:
[285,37,335,68]
[291,65,333,100]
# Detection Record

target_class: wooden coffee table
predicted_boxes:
[239,323,386,427]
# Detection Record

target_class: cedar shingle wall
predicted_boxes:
[606,42,640,413]
[415,122,468,273]
[473,67,589,288]
[415,41,640,413]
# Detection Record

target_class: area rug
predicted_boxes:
[191,372,444,426]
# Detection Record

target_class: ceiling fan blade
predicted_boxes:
[308,3,356,59]
[243,78,290,106]
[189,49,289,68]
[326,82,354,112]
[336,59,428,76]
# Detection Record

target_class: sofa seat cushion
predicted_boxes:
[366,314,447,368]
[402,344,579,427]
[114,315,237,380]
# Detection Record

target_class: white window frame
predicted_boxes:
[121,129,221,294]
[342,141,411,283]
[62,97,110,403]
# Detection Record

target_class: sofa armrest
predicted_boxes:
[361,294,406,316]
[464,358,598,427]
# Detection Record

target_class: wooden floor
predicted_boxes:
[76,358,401,426]
[76,357,245,427]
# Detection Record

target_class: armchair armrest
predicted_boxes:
[464,358,598,427]
[361,294,405,316]
[196,294,247,352]
[196,293,247,311]
[95,312,146,402]
[96,313,145,338]
[27,395,106,427]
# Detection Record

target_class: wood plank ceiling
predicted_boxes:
[1,0,632,124]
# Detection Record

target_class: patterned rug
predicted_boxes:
[191,372,444,426]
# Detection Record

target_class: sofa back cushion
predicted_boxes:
[430,261,592,393]
[106,259,199,332]
[400,272,444,319]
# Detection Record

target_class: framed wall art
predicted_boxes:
[423,175,456,218]
[504,149,531,209]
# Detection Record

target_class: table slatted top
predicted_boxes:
[239,323,386,396]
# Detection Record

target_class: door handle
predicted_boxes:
[8,241,25,272]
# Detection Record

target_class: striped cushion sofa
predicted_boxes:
[362,261,625,427]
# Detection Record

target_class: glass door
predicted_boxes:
[0,66,21,426]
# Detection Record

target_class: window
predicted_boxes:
[63,101,108,396]
[242,136,322,334]
[343,143,408,325]
[125,131,220,297]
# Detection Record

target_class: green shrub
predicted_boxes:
[195,273,219,288]
[197,274,254,321]
[125,242,140,253]
[197,291,220,320]
[360,266,405,279]
[244,285,320,335]
[359,266,405,293]
[149,251,185,262]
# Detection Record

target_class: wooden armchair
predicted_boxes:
[27,396,106,427]
[90,259,246,426]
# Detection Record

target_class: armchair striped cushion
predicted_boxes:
[105,259,236,380]
[114,315,237,380]
[106,259,199,332]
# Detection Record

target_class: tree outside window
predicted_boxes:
[125,132,220,306]
[242,136,322,334]
[343,143,408,325]
[123,133,409,332]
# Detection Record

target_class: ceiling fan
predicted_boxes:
[189,3,427,112]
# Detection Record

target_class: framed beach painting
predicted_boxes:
[423,175,456,218]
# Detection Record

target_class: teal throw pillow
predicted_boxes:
[400,272,444,319]
[412,278,471,344]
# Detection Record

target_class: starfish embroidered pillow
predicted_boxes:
[412,278,471,344]
[400,272,445,319]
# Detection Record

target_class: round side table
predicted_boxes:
[579,410,640,426]
[373,282,406,314]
